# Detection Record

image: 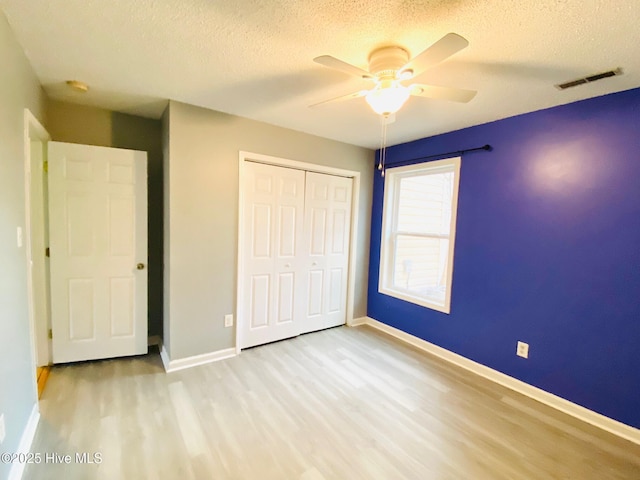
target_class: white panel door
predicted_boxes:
[300,172,353,334]
[48,142,148,363]
[241,162,305,348]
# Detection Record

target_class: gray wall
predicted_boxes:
[164,101,374,360]
[45,99,164,337]
[0,12,45,480]
[44,99,111,146]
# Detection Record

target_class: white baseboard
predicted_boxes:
[8,403,40,480]
[159,343,236,373]
[360,316,640,446]
[159,342,171,371]
[348,316,369,327]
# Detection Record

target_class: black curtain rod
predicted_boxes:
[385,144,492,168]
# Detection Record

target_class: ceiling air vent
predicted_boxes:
[555,68,623,90]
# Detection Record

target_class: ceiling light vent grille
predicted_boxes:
[555,68,623,90]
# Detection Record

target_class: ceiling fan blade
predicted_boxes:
[314,55,373,79]
[401,33,469,78]
[409,84,477,103]
[309,89,370,108]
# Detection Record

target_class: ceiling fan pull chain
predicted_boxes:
[378,116,384,171]
[384,116,388,177]
[381,114,389,177]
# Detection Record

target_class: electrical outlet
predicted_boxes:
[0,413,6,444]
[516,341,529,359]
[16,226,23,248]
[224,314,234,328]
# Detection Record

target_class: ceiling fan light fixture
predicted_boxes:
[365,82,410,115]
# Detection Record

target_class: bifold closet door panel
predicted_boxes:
[300,172,353,334]
[241,162,305,348]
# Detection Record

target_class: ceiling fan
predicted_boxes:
[311,33,476,116]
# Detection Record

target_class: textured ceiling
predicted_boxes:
[1,0,639,148]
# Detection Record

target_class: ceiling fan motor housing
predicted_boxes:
[368,46,410,80]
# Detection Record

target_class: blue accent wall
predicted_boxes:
[367,87,640,429]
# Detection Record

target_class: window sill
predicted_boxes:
[378,287,451,314]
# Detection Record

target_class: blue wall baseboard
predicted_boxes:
[367,87,640,430]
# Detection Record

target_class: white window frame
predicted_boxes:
[378,157,461,313]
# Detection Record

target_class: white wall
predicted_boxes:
[0,11,45,480]
[164,101,374,360]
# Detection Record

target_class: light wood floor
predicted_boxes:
[25,326,640,479]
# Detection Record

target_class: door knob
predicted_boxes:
[136,263,145,270]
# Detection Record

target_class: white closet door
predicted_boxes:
[300,172,353,334]
[241,162,305,348]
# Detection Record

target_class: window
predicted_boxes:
[379,157,461,313]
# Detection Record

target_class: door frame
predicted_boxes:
[23,109,51,375]
[236,151,361,354]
